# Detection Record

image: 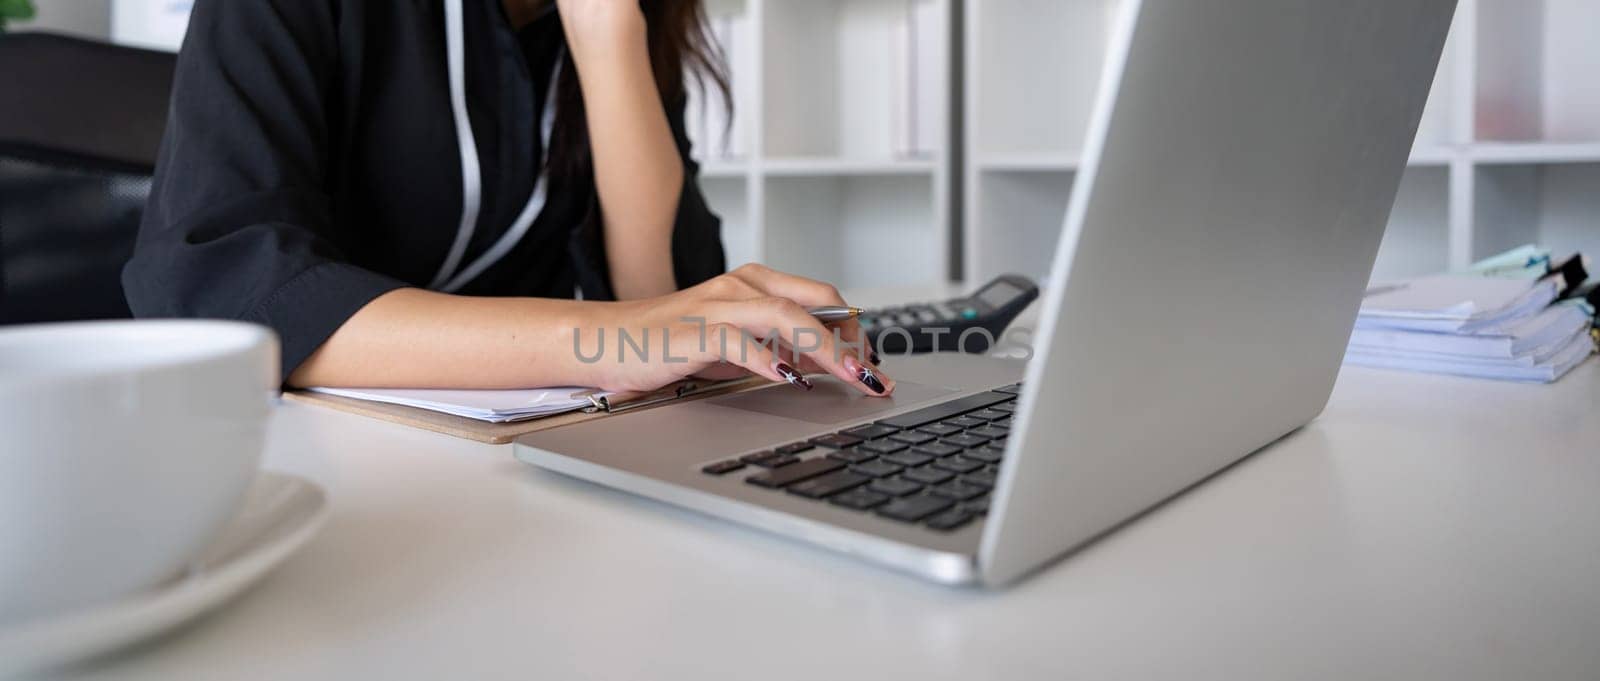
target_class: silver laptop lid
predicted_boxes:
[980,0,1457,585]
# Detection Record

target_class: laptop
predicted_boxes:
[515,0,1458,586]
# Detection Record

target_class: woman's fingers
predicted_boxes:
[693,323,813,392]
[720,264,873,360]
[711,299,894,397]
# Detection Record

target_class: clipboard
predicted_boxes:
[281,376,771,445]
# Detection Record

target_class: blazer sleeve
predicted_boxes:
[122,0,405,383]
[569,90,728,300]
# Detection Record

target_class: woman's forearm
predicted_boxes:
[287,288,611,389]
[562,3,683,300]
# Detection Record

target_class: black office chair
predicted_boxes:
[0,32,175,324]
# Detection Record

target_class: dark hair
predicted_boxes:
[547,0,731,181]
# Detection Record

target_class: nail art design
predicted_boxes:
[775,363,813,391]
[854,360,887,394]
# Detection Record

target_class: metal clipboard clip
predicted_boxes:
[575,381,705,415]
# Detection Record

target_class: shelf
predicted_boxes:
[1407,148,1457,167]
[697,162,751,179]
[1473,162,1600,262]
[974,153,1081,172]
[763,174,941,289]
[762,157,937,177]
[970,0,1118,159]
[697,176,757,269]
[1372,167,1452,281]
[763,0,948,160]
[969,169,1074,283]
[1475,0,1600,145]
[1468,142,1600,165]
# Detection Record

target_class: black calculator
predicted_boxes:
[859,274,1040,354]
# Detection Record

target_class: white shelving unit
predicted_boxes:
[964,0,1600,285]
[693,0,952,289]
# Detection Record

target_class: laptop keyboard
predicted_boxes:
[701,383,1022,532]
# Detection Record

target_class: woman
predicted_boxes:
[124,0,892,396]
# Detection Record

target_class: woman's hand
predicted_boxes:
[580,264,894,396]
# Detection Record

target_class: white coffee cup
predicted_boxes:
[0,320,279,626]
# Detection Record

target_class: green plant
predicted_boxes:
[0,0,36,32]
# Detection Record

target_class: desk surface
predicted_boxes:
[57,288,1600,681]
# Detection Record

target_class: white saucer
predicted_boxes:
[0,471,329,677]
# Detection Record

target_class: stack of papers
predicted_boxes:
[307,387,605,423]
[1345,274,1594,383]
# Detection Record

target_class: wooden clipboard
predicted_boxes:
[282,376,771,445]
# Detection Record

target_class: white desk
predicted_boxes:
[55,292,1600,681]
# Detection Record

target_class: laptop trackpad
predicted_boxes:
[709,378,954,425]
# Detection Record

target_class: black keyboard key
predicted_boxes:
[869,477,924,496]
[882,451,934,467]
[859,439,909,455]
[876,495,955,523]
[827,449,878,464]
[702,460,745,475]
[966,446,1005,463]
[842,424,899,440]
[925,509,976,531]
[941,433,990,449]
[888,431,936,446]
[850,459,904,478]
[875,392,1014,429]
[996,383,1023,395]
[963,495,991,514]
[746,457,846,489]
[942,416,988,429]
[963,469,998,487]
[928,480,989,501]
[969,409,1009,422]
[787,470,871,499]
[934,456,985,474]
[912,442,962,458]
[903,466,955,485]
[916,423,962,437]
[741,451,782,466]
[775,442,815,455]
[830,488,890,510]
[992,403,1017,414]
[969,425,1009,439]
[810,433,864,449]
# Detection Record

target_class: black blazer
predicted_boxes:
[123,0,726,381]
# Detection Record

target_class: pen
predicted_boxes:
[807,306,865,323]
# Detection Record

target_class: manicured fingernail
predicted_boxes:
[775,363,813,391]
[848,357,886,394]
